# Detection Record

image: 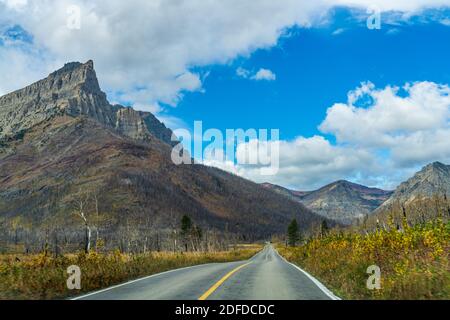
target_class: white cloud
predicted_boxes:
[236,67,251,79]
[237,67,276,81]
[1,1,450,190]
[320,81,450,151]
[441,18,450,26]
[203,81,450,190]
[1,0,449,113]
[332,28,346,35]
[252,68,277,81]
[386,28,401,35]
[0,42,59,97]
[235,136,374,189]
[0,0,27,10]
[329,0,450,12]
[0,0,322,112]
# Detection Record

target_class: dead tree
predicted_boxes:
[74,196,92,254]
[53,229,60,258]
[94,194,100,251]
[444,194,450,218]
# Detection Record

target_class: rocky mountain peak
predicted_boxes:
[423,161,448,173]
[413,161,450,184]
[48,60,102,95]
[50,60,92,76]
[0,60,176,147]
[379,161,450,209]
[327,180,355,191]
[0,61,325,241]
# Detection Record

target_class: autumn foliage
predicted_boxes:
[278,219,449,299]
[0,247,260,300]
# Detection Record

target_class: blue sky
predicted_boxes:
[164,9,450,190]
[1,1,450,190]
[172,10,450,142]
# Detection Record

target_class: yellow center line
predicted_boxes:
[198,262,252,300]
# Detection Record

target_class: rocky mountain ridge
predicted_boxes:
[263,181,392,225]
[0,61,174,147]
[0,61,326,244]
[378,162,450,210]
[263,162,450,225]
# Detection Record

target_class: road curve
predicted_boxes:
[73,245,340,300]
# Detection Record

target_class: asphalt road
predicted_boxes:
[73,245,340,300]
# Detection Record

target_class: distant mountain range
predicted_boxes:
[263,162,450,225]
[0,60,448,241]
[0,61,327,242]
[263,181,393,225]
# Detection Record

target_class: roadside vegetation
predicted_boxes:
[279,213,449,300]
[0,213,261,300]
[0,245,261,300]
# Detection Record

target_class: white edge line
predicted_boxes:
[274,248,342,301]
[71,263,215,300]
[71,248,267,301]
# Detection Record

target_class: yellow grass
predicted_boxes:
[0,247,261,300]
[278,220,450,300]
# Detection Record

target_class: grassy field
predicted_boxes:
[278,220,450,300]
[0,246,261,300]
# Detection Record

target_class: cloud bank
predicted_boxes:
[1,0,450,190]
[1,0,449,111]
[213,81,450,190]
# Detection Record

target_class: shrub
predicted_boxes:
[278,220,449,300]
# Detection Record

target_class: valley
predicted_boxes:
[0,61,449,301]
[0,61,327,254]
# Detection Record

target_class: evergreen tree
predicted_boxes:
[321,220,329,238]
[181,215,192,251]
[287,219,300,247]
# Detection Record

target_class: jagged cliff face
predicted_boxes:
[367,162,450,227]
[379,162,450,208]
[0,60,325,240]
[115,108,153,141]
[0,61,174,146]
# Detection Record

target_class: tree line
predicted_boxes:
[284,194,450,247]
[285,218,330,247]
[0,211,242,256]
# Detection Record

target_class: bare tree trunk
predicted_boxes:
[84,224,91,253]
[95,228,99,251]
[14,228,19,246]
[94,195,99,251]
[173,230,177,253]
[76,199,91,254]
[156,232,161,252]
[53,230,59,258]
